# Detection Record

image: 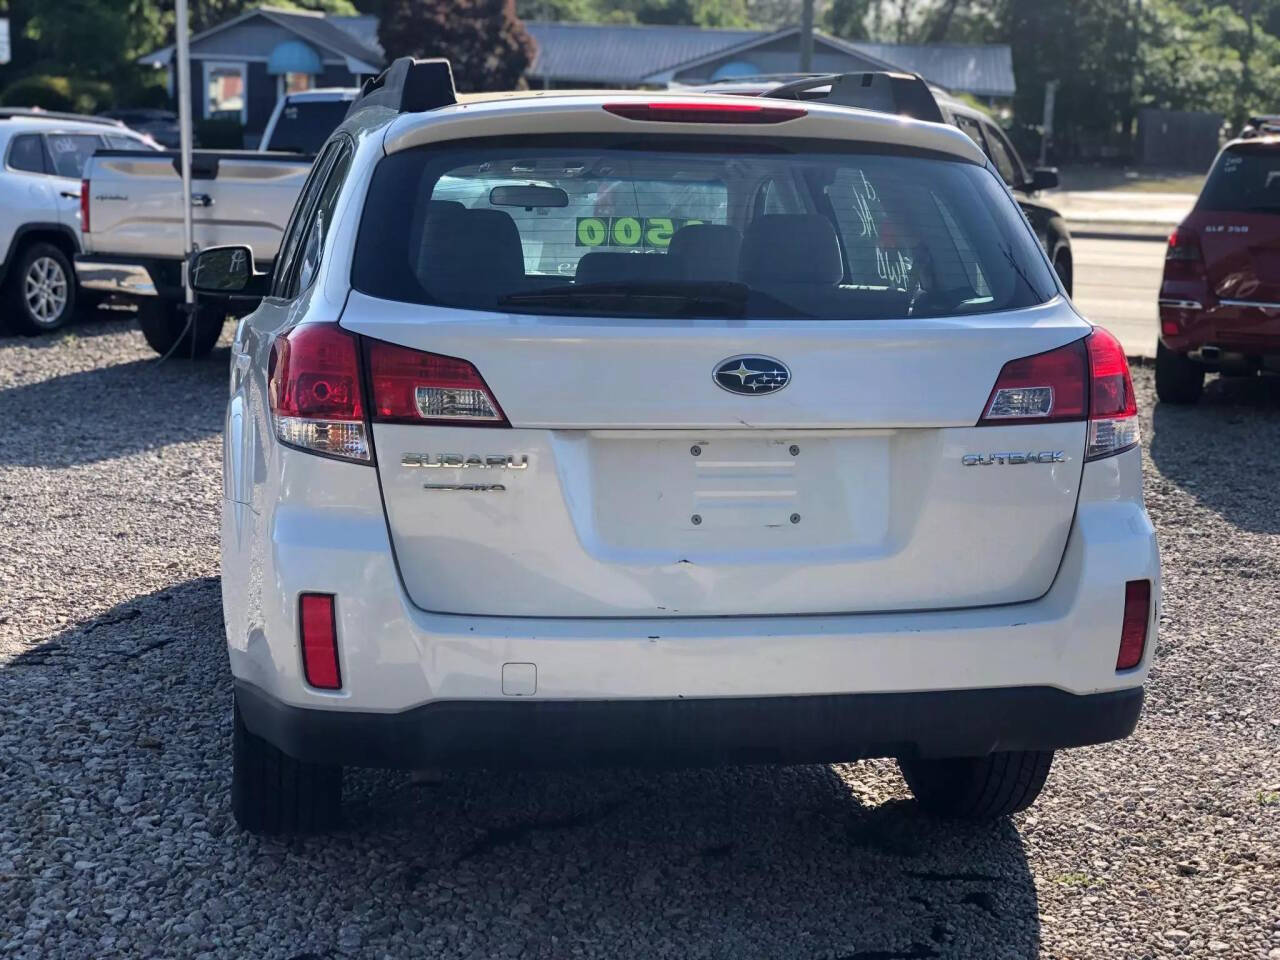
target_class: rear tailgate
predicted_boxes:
[82,150,312,262]
[346,294,1089,618]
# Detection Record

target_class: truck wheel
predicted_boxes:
[3,242,77,335]
[898,750,1054,819]
[231,699,343,835]
[137,299,225,358]
[1155,342,1204,405]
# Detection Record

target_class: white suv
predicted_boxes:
[198,61,1160,835]
[0,110,155,333]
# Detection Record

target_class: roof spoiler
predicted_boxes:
[346,57,457,118]
[763,71,945,124]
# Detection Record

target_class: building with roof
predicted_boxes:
[136,8,1014,146]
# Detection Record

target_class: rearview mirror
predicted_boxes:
[489,184,569,209]
[190,245,269,299]
[1028,167,1060,192]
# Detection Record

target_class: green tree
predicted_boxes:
[378,0,536,91]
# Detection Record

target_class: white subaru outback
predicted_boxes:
[198,60,1160,835]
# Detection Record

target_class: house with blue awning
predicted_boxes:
[137,7,1014,146]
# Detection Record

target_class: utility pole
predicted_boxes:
[800,0,815,73]
[175,0,195,311]
[1039,80,1058,167]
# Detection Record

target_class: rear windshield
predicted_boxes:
[1198,145,1280,214]
[265,100,349,154]
[352,135,1057,320]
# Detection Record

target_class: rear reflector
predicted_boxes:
[269,324,370,462]
[366,339,507,426]
[604,102,806,124]
[80,179,90,233]
[299,593,341,690]
[1117,580,1151,670]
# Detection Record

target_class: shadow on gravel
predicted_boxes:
[3,579,1041,959]
[1149,374,1280,534]
[0,348,228,467]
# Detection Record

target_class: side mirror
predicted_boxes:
[1028,167,1060,192]
[190,245,269,299]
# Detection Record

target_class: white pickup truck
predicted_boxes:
[75,149,313,356]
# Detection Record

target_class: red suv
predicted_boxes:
[1157,137,1280,403]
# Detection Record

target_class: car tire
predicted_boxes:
[137,299,225,358]
[898,750,1054,819]
[1155,341,1204,405]
[231,699,343,835]
[3,241,77,335]
[1052,250,1073,297]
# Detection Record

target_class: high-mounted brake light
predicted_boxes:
[978,328,1139,461]
[299,593,341,690]
[604,102,806,124]
[269,324,370,462]
[366,339,507,426]
[80,179,90,233]
[1117,579,1151,670]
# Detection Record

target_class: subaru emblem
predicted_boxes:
[713,355,791,396]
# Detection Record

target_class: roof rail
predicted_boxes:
[346,57,457,118]
[0,107,126,128]
[763,71,945,124]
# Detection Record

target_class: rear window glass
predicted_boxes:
[352,135,1056,321]
[1198,146,1280,214]
[7,134,47,173]
[265,100,350,154]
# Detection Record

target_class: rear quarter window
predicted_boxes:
[1198,146,1280,214]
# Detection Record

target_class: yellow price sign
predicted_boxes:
[576,217,705,248]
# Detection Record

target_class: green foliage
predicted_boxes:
[0,74,115,112]
[826,0,872,39]
[379,0,536,92]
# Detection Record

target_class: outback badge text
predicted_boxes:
[962,451,1067,466]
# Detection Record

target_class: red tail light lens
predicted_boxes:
[268,324,370,461]
[366,339,507,426]
[80,179,90,233]
[604,102,806,124]
[299,593,341,690]
[1164,227,1203,279]
[1117,579,1151,670]
[978,328,1139,461]
[1084,326,1139,460]
[978,338,1088,425]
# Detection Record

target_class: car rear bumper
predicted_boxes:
[234,677,1144,768]
[1159,294,1280,355]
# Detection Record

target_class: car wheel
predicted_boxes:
[136,299,226,358]
[1154,341,1204,405]
[231,698,343,835]
[4,242,77,335]
[898,750,1054,819]
[1053,250,1073,297]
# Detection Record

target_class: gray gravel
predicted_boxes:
[2,317,1279,959]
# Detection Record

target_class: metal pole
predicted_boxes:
[799,0,815,73]
[175,0,195,307]
[1039,80,1058,168]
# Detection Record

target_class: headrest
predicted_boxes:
[668,224,742,281]
[740,214,843,284]
[574,251,677,286]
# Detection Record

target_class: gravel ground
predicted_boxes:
[1,315,1278,960]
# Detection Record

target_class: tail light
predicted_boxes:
[366,340,507,426]
[978,327,1139,461]
[604,102,806,124]
[268,324,370,462]
[1163,227,1203,279]
[1117,579,1151,670]
[80,179,90,233]
[299,593,341,690]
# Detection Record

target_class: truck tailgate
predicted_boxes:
[82,150,313,263]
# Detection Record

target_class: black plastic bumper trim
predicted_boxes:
[234,681,1144,770]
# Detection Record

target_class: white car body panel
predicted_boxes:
[221,88,1158,752]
